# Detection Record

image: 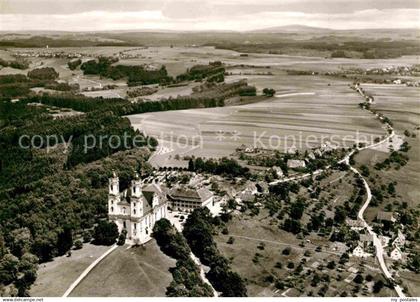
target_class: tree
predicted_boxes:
[327,261,336,269]
[282,247,291,255]
[57,226,73,256]
[16,253,39,295]
[152,218,191,260]
[10,228,32,258]
[373,279,384,293]
[117,229,127,245]
[93,221,119,246]
[282,218,301,234]
[290,198,305,220]
[360,165,370,177]
[0,253,19,284]
[27,67,59,80]
[262,88,276,97]
[74,240,83,250]
[353,273,364,284]
[334,206,347,224]
[387,183,396,195]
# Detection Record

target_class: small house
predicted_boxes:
[287,159,306,169]
[390,246,402,261]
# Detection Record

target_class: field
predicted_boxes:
[128,75,385,167]
[70,240,175,297]
[354,84,420,212]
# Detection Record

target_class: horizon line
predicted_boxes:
[1,25,419,34]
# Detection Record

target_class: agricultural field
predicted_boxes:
[128,75,385,168]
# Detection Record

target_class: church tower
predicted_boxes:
[131,173,143,218]
[108,171,120,215]
[109,171,119,195]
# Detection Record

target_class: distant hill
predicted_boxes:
[249,25,333,33]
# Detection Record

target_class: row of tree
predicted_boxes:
[183,208,247,296]
[152,219,214,297]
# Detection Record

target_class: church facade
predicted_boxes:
[108,172,168,244]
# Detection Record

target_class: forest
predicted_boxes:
[80,57,172,86]
[0,71,257,295]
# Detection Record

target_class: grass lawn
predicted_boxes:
[70,240,175,297]
[30,243,111,297]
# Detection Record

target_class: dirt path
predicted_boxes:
[189,252,218,297]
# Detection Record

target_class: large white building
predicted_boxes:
[108,172,168,244]
[168,186,213,212]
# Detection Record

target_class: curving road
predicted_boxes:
[268,84,406,297]
[348,161,405,298]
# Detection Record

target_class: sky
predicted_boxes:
[0,0,419,31]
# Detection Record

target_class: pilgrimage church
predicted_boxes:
[108,172,168,244]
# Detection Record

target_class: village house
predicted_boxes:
[272,166,284,178]
[287,159,306,169]
[352,245,369,258]
[392,230,406,247]
[236,144,257,153]
[167,185,213,212]
[108,173,168,245]
[320,141,338,153]
[256,181,269,194]
[359,234,374,249]
[313,149,323,157]
[287,146,297,154]
[390,246,403,261]
[235,191,255,204]
[307,151,316,160]
[379,235,391,247]
[235,182,258,204]
[346,218,365,231]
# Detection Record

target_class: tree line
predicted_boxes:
[152,219,214,297]
[183,208,247,297]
